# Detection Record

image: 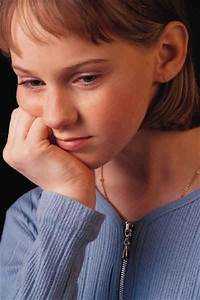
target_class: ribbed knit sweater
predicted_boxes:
[1,187,200,299]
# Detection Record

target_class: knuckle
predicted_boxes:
[11,107,19,116]
[2,147,9,163]
[3,145,21,168]
[2,147,16,166]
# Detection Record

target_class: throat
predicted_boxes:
[95,128,200,221]
[96,184,160,221]
[95,165,200,222]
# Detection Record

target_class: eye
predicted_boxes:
[17,79,45,89]
[74,74,100,86]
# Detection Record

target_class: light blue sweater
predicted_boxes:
[1,187,200,299]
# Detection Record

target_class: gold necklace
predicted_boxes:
[181,168,200,197]
[99,165,200,202]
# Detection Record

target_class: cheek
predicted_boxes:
[92,83,150,137]
[16,89,43,117]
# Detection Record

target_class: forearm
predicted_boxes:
[0,191,105,300]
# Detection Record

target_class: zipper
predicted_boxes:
[119,221,135,300]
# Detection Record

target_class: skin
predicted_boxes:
[3,15,200,220]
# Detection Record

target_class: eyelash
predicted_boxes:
[17,74,100,89]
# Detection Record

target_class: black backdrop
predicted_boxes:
[0,55,35,235]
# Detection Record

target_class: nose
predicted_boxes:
[42,89,79,129]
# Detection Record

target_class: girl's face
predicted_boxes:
[11,21,158,168]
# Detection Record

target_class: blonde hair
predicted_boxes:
[0,0,199,130]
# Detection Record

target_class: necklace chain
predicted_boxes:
[99,165,200,202]
[100,165,109,200]
[181,168,200,197]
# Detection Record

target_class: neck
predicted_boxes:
[95,128,200,221]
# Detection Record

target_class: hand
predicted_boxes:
[3,108,96,208]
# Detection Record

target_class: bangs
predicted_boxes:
[0,0,162,57]
[0,0,116,56]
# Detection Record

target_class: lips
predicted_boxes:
[55,136,92,151]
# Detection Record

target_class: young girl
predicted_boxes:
[1,1,200,299]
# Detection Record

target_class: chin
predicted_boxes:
[72,152,112,170]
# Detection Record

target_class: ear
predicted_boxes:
[154,21,188,83]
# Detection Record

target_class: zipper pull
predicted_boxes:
[122,221,134,261]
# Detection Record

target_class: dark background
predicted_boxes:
[0,55,35,235]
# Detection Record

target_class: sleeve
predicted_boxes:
[0,188,105,300]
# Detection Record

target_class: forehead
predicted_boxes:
[10,19,126,57]
[11,10,62,57]
[10,11,152,75]
[11,24,112,77]
[11,22,107,65]
[9,4,111,58]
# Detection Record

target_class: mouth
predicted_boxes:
[55,136,92,151]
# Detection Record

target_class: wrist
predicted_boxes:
[46,177,96,209]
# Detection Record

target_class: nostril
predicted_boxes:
[43,112,79,129]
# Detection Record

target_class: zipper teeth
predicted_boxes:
[119,221,135,300]
[119,260,128,300]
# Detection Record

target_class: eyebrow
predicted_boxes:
[12,59,111,76]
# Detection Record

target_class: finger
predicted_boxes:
[26,117,52,144]
[13,107,36,141]
[5,107,30,144]
[6,108,19,144]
